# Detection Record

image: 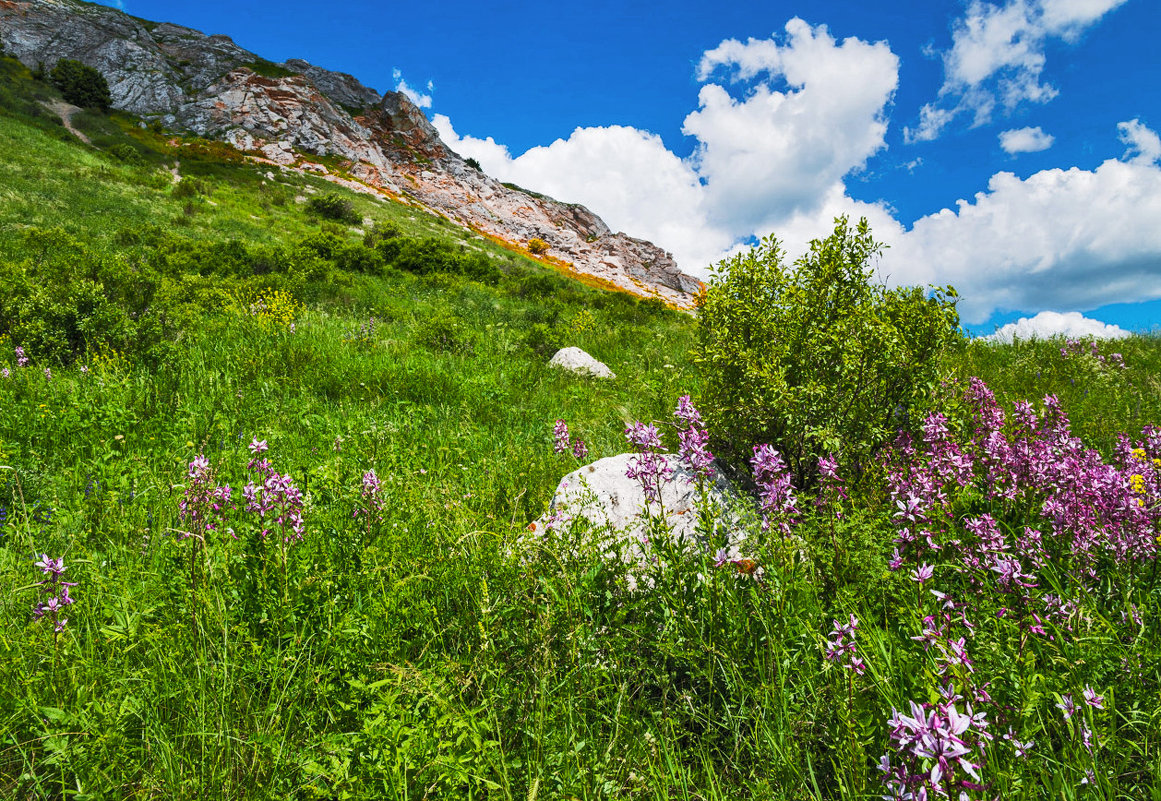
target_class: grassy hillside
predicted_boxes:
[3,55,1161,799]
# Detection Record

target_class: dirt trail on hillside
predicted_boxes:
[40,99,90,144]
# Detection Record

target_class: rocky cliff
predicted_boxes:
[0,0,702,306]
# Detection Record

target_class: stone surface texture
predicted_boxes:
[528,453,751,558]
[548,347,615,379]
[0,0,702,307]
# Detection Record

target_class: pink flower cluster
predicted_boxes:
[553,419,589,460]
[243,440,305,542]
[1060,338,1126,370]
[32,554,77,633]
[824,614,866,675]
[354,468,386,522]
[625,421,672,505]
[674,395,714,480]
[880,687,990,800]
[886,378,1161,591]
[178,454,234,541]
[751,443,798,536]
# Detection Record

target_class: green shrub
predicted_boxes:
[524,321,565,358]
[415,312,476,355]
[527,237,549,255]
[512,272,564,300]
[695,216,961,486]
[334,241,386,275]
[306,192,361,225]
[0,229,179,365]
[108,143,144,165]
[362,220,401,248]
[49,58,112,111]
[377,237,500,284]
[172,177,209,199]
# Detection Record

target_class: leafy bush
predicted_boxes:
[362,220,401,248]
[527,237,549,255]
[0,228,176,365]
[49,59,111,111]
[524,321,565,358]
[108,143,144,165]
[306,192,361,225]
[695,216,960,486]
[378,236,500,284]
[171,177,210,199]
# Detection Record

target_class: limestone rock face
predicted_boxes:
[548,347,615,379]
[281,58,380,111]
[528,453,751,556]
[0,0,185,116]
[0,0,703,307]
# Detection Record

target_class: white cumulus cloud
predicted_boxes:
[1119,118,1161,165]
[392,68,432,109]
[886,121,1161,323]
[981,310,1130,342]
[906,0,1127,142]
[436,18,899,273]
[999,125,1054,153]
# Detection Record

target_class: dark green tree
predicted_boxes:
[695,216,961,487]
[49,58,112,111]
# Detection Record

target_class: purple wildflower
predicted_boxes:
[888,548,905,571]
[553,419,570,454]
[1003,729,1034,758]
[824,614,866,675]
[35,554,66,577]
[910,563,934,586]
[713,546,738,567]
[354,468,386,522]
[880,693,989,799]
[624,421,672,505]
[32,554,76,634]
[625,422,663,450]
[672,397,715,480]
[179,455,234,541]
[242,450,306,543]
[1082,686,1104,710]
[751,444,798,536]
[674,394,703,427]
[677,426,713,479]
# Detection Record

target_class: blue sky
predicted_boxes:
[101,0,1160,337]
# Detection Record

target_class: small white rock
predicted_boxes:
[548,347,615,379]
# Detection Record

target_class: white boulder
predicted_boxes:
[528,453,751,552]
[548,347,615,379]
